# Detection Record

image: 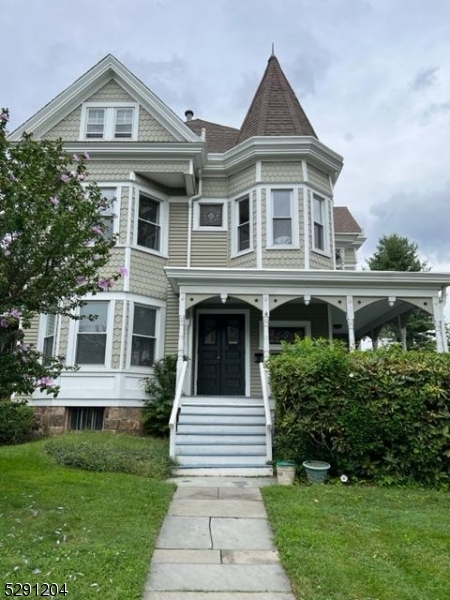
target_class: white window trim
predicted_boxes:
[311,192,331,257]
[266,188,300,249]
[193,199,228,231]
[259,320,311,350]
[134,185,169,258]
[98,184,121,238]
[231,194,253,257]
[67,300,115,369]
[38,313,58,357]
[79,102,139,141]
[127,300,165,370]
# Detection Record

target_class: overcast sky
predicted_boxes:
[2,0,450,271]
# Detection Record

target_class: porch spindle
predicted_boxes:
[177,292,186,383]
[263,294,270,361]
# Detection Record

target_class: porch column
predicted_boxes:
[346,295,356,351]
[177,292,186,383]
[397,316,407,351]
[432,297,444,353]
[263,294,270,361]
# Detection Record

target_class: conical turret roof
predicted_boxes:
[235,54,317,145]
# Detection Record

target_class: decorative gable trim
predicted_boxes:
[9,54,200,144]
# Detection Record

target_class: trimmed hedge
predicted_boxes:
[0,400,35,445]
[269,339,450,487]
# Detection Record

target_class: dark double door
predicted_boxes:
[197,314,245,396]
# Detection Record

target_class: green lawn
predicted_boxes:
[262,485,450,600]
[0,437,175,599]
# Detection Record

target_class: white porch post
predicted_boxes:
[177,292,186,383]
[263,294,270,361]
[346,295,356,351]
[432,297,444,353]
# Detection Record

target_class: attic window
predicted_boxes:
[81,103,138,141]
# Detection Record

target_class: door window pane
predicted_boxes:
[203,319,217,345]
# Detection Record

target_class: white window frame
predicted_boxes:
[231,194,253,256]
[38,313,58,358]
[67,300,114,369]
[193,199,228,231]
[79,102,139,141]
[133,185,168,257]
[98,186,119,239]
[259,320,311,350]
[127,300,164,370]
[267,188,299,249]
[311,193,331,256]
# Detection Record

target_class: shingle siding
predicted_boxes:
[129,251,167,299]
[262,161,303,183]
[307,164,332,195]
[202,178,228,197]
[111,301,123,369]
[228,166,256,196]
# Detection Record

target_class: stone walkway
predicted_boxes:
[143,476,295,600]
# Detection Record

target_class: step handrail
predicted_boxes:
[259,362,273,463]
[169,360,188,459]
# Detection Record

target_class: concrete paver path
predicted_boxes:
[143,477,295,600]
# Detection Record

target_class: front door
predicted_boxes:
[197,314,245,396]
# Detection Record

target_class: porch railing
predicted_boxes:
[169,360,188,459]
[259,362,273,463]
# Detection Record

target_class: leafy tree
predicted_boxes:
[367,234,434,349]
[0,109,122,398]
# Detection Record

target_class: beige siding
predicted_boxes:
[86,160,190,182]
[129,251,167,299]
[44,106,81,140]
[191,231,228,267]
[111,301,123,369]
[310,252,333,269]
[168,203,188,266]
[58,315,71,357]
[262,161,303,183]
[228,166,256,196]
[139,108,176,142]
[203,178,228,197]
[97,248,127,291]
[119,186,130,245]
[307,164,332,195]
[164,286,179,355]
[229,252,257,267]
[87,79,134,103]
[23,315,40,347]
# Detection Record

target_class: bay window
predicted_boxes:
[76,301,108,365]
[237,196,250,252]
[131,305,156,367]
[137,193,160,251]
[313,193,328,252]
[272,190,293,246]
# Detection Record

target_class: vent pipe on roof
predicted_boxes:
[185,109,194,121]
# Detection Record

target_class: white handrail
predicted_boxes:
[169,360,188,459]
[259,362,273,463]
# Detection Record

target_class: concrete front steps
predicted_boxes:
[173,397,273,476]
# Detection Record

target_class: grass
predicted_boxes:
[262,484,450,600]
[0,436,175,599]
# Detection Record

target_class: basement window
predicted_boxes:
[68,407,104,431]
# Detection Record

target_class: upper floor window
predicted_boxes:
[43,314,57,359]
[271,189,294,246]
[99,187,117,239]
[137,193,160,251]
[237,196,250,252]
[81,103,138,141]
[312,193,329,253]
[76,301,108,365]
[131,305,156,367]
[193,200,227,231]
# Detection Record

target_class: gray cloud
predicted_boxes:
[410,67,439,91]
[287,36,332,97]
[367,181,450,265]
[421,100,450,123]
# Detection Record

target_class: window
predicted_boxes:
[131,305,156,367]
[272,190,292,245]
[237,197,250,252]
[137,194,160,250]
[194,200,227,231]
[69,407,104,431]
[259,320,311,350]
[43,314,57,358]
[76,302,108,365]
[81,104,138,140]
[313,194,326,251]
[99,187,117,239]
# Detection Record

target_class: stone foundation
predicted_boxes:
[33,406,144,435]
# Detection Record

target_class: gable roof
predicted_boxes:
[333,206,363,234]
[9,54,200,143]
[235,54,317,146]
[185,119,239,153]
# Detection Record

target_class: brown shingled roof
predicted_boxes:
[235,55,317,145]
[333,206,363,234]
[185,119,239,153]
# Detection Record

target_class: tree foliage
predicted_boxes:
[0,109,121,398]
[367,233,434,349]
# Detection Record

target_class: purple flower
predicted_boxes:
[119,266,129,276]
[98,278,115,291]
[72,153,79,162]
[83,151,90,160]
[50,196,60,206]
[77,173,86,181]
[20,343,30,351]
[76,275,86,285]
[37,376,53,387]
[91,225,103,235]
[0,318,9,328]
[60,173,71,182]
[9,309,22,319]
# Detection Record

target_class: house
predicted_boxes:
[11,53,449,474]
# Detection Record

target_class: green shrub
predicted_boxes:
[0,400,35,445]
[44,432,175,479]
[269,339,450,488]
[142,355,177,437]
